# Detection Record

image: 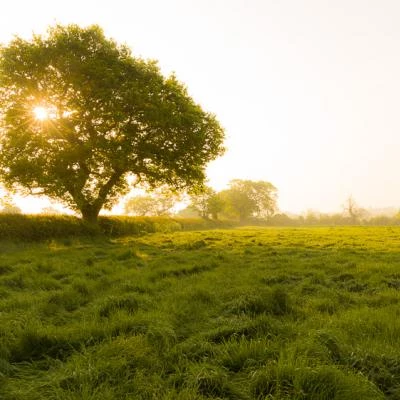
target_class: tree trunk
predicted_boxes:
[80,204,101,225]
[68,170,123,227]
[211,212,218,220]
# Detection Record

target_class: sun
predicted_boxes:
[33,106,50,121]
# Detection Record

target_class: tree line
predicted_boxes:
[124,179,278,222]
[2,180,399,226]
[124,189,400,226]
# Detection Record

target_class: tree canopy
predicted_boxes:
[124,187,180,217]
[220,179,277,221]
[189,186,225,220]
[186,180,278,222]
[0,25,224,223]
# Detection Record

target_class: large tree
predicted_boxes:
[0,25,224,223]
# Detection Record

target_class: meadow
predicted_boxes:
[1,226,400,399]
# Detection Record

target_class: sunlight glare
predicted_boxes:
[33,106,49,121]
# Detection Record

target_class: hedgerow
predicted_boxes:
[0,214,234,241]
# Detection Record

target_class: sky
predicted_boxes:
[1,0,400,214]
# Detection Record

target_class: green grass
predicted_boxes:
[1,226,400,399]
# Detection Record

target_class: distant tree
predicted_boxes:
[41,206,62,215]
[342,196,366,224]
[207,192,225,220]
[124,196,160,216]
[319,212,341,226]
[124,188,180,216]
[0,194,21,214]
[189,187,212,218]
[304,210,319,225]
[220,179,277,221]
[368,215,396,226]
[0,203,21,214]
[0,25,224,224]
[268,213,295,226]
[176,205,199,219]
[190,186,225,220]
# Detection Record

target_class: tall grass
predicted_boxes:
[1,226,399,398]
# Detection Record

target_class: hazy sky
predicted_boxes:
[1,0,400,213]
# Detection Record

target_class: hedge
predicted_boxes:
[0,214,235,241]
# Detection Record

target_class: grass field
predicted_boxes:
[1,226,400,399]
